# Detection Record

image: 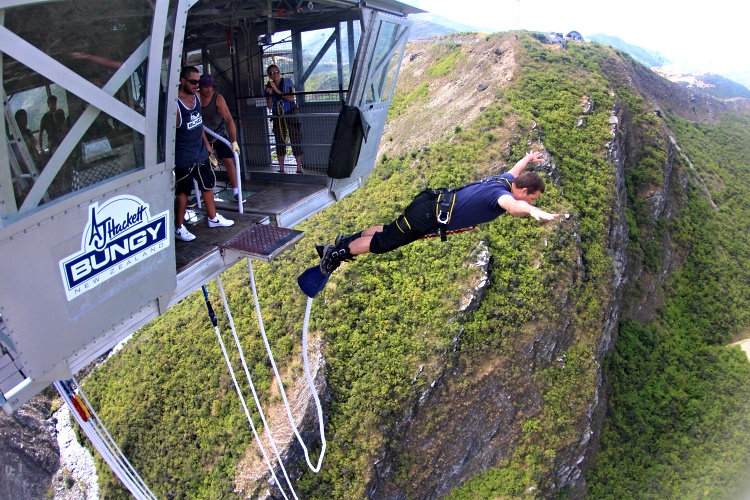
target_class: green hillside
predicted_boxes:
[80,32,750,499]
[587,110,750,498]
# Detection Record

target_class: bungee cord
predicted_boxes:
[200,285,295,500]
[216,277,302,498]
[246,258,327,473]
[198,258,328,498]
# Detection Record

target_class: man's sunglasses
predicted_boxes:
[269,70,280,75]
[185,78,200,85]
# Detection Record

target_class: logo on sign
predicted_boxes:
[59,195,170,300]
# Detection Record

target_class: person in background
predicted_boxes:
[38,95,65,155]
[13,109,41,165]
[198,74,243,200]
[174,66,234,242]
[265,64,303,173]
[319,152,560,275]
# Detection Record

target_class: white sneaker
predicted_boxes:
[175,224,196,241]
[208,213,234,228]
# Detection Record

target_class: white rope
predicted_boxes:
[215,277,299,499]
[203,285,292,500]
[203,126,243,213]
[53,381,157,500]
[201,258,328,496]
[246,258,327,472]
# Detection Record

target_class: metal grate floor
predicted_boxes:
[220,224,304,261]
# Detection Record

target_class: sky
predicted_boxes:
[405,0,748,79]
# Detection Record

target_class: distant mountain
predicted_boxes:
[652,68,750,99]
[587,33,750,97]
[724,70,750,93]
[587,33,669,67]
[408,13,490,40]
[404,18,750,98]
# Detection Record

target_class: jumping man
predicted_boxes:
[319,151,560,275]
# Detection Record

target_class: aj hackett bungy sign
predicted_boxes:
[59,195,170,300]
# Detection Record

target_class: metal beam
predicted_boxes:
[163,0,198,171]
[0,8,15,225]
[0,25,145,134]
[19,41,150,213]
[144,0,172,167]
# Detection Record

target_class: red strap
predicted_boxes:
[419,226,475,240]
[70,395,89,422]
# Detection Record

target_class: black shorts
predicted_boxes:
[175,160,216,196]
[209,134,233,160]
[370,190,440,254]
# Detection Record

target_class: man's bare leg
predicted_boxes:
[222,158,238,189]
[201,189,217,220]
[176,193,188,227]
[349,225,383,255]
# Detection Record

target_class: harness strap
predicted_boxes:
[428,175,510,241]
[432,188,457,241]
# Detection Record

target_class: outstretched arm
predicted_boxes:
[70,51,123,69]
[498,194,560,220]
[508,151,544,178]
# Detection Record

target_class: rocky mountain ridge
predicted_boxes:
[340,32,744,497]
[410,16,750,96]
[0,391,59,499]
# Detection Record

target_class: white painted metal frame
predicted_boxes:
[358,13,410,105]
[0,9,15,223]
[0,0,180,217]
[0,0,195,411]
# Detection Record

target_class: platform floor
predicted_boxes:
[176,172,327,273]
[175,211,268,273]
[213,178,329,220]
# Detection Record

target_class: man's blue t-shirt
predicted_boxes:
[446,173,515,230]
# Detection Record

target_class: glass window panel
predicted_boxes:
[2,0,167,213]
[361,19,408,105]
[300,22,360,93]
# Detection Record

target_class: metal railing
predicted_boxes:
[236,90,347,175]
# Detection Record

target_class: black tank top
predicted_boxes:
[201,92,225,133]
[175,96,208,167]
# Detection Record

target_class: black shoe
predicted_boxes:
[334,231,362,248]
[320,244,339,276]
[315,244,326,259]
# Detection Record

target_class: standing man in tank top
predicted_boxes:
[198,74,243,201]
[174,66,234,242]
